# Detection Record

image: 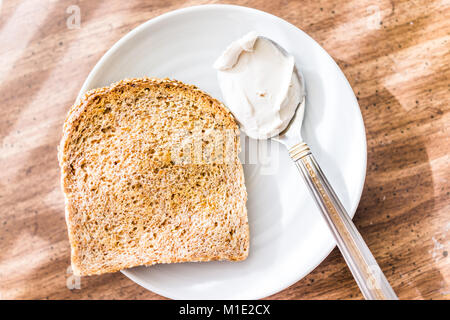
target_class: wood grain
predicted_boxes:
[0,0,448,300]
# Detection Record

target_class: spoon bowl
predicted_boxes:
[260,36,307,149]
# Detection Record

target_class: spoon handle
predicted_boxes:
[289,142,398,300]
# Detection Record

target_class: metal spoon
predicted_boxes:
[263,37,398,300]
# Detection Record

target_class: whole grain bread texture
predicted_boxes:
[58,78,249,276]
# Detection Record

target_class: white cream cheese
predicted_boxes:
[214,32,302,139]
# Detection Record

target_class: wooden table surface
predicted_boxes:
[0,0,448,300]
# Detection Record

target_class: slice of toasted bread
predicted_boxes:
[58,78,248,276]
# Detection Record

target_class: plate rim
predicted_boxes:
[78,3,367,299]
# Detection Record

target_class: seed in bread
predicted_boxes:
[58,77,249,276]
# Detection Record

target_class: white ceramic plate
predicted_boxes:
[78,4,367,299]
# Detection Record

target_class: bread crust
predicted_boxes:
[59,78,249,276]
